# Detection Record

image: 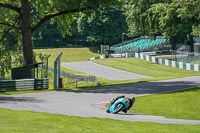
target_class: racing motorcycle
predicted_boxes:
[106,96,135,114]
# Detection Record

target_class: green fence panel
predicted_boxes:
[127,51,134,58]
[151,57,158,63]
[183,63,186,69]
[190,64,194,71]
[175,61,179,68]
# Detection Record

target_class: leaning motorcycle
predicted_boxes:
[106,98,129,114]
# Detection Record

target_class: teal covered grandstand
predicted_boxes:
[110,36,170,53]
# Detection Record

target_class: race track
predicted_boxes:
[61,61,151,80]
[0,76,200,124]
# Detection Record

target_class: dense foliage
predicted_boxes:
[0,0,199,78]
[0,0,115,78]
[125,0,200,50]
[33,4,129,48]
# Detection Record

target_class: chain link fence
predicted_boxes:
[48,67,98,88]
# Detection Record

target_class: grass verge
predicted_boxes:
[131,86,200,120]
[34,47,99,68]
[0,108,199,133]
[95,58,200,85]
[95,58,200,80]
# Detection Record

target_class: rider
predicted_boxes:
[106,95,135,113]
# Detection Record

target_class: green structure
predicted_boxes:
[110,36,170,53]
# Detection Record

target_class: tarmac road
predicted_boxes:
[0,76,200,124]
[61,61,151,80]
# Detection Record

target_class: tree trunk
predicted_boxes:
[187,34,194,52]
[170,35,176,51]
[21,0,33,65]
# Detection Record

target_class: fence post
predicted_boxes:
[54,52,63,89]
[54,60,58,89]
[44,55,51,78]
[38,54,51,78]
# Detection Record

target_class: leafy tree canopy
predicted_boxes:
[125,0,200,37]
[0,0,115,78]
[125,0,200,51]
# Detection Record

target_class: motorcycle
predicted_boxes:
[106,96,135,114]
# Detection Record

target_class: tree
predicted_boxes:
[0,0,114,66]
[33,1,128,48]
[125,0,200,51]
[148,0,200,51]
[172,0,200,51]
[76,5,128,46]
[125,0,168,37]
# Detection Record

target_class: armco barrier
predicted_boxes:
[0,78,49,91]
[133,52,200,72]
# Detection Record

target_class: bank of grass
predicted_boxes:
[131,86,200,120]
[95,58,200,80]
[95,58,200,85]
[34,47,99,68]
[0,108,199,133]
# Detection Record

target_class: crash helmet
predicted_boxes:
[131,97,135,103]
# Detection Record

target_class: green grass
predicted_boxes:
[0,108,199,133]
[95,58,200,85]
[34,48,100,89]
[131,86,200,120]
[34,47,99,68]
[34,48,200,87]
[1,48,200,132]
[95,58,200,79]
[94,58,200,120]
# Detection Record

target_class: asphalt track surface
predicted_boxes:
[61,61,151,80]
[0,62,200,124]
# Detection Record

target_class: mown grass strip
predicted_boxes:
[95,58,200,85]
[131,86,200,120]
[95,58,200,80]
[0,108,199,133]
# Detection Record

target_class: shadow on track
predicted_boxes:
[66,80,199,95]
[0,96,44,103]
